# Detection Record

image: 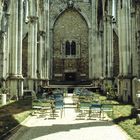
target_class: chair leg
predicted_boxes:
[60,108,63,118]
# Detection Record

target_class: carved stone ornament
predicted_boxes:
[28,16,38,23]
[39,31,46,37]
[0,30,6,38]
[67,0,74,8]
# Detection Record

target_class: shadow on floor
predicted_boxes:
[8,119,114,140]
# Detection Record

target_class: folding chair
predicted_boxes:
[89,103,102,119]
[101,104,113,119]
[79,102,91,119]
[54,100,64,118]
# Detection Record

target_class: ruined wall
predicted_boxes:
[50,0,91,81]
[53,9,89,80]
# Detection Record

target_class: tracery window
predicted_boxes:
[65,41,71,55]
[65,40,76,57]
[71,41,76,55]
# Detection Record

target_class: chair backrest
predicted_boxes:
[101,104,113,111]
[90,103,101,109]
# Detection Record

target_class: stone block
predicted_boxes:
[136,114,140,125]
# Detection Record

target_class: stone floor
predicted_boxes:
[8,94,133,140]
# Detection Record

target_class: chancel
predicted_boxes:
[0,0,140,105]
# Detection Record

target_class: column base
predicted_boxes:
[6,75,24,100]
[132,78,140,106]
[117,76,132,103]
[27,78,37,92]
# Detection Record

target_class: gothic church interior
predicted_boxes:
[0,0,140,104]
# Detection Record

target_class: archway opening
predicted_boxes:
[53,9,89,82]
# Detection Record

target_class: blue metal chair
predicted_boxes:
[54,100,64,118]
[101,104,113,119]
[89,103,102,119]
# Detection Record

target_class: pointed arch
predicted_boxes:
[51,7,91,29]
[71,40,76,55]
[65,40,71,55]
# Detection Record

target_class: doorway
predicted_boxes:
[65,73,76,81]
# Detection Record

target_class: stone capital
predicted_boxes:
[28,16,38,23]
[38,30,46,37]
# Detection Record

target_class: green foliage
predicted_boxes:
[95,92,140,140]
[112,104,140,140]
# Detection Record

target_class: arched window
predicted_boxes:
[64,40,77,57]
[65,41,70,55]
[71,41,76,55]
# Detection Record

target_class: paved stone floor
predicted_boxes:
[8,95,133,140]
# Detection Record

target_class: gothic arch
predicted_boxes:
[51,7,91,29]
[52,8,89,81]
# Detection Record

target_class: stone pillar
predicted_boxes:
[118,0,132,102]
[131,5,137,103]
[91,0,98,79]
[0,14,9,84]
[0,1,3,30]
[9,1,18,75]
[38,1,48,86]
[28,0,38,90]
[5,0,23,99]
[46,0,50,85]
[42,4,47,80]
[132,2,140,105]
[17,0,24,97]
[37,0,46,85]
[103,14,113,79]
[0,2,5,79]
[136,6,140,77]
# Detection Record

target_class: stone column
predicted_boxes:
[136,6,140,77]
[7,0,20,99]
[1,13,9,85]
[131,5,137,104]
[118,0,132,102]
[91,0,98,79]
[46,0,50,85]
[42,4,47,80]
[38,1,48,86]
[28,0,38,90]
[9,1,18,75]
[0,2,5,80]
[0,1,3,30]
[103,14,113,79]
[17,0,24,97]
[37,0,46,85]
[4,13,10,81]
[118,0,132,76]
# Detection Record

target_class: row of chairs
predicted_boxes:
[32,91,64,118]
[78,101,113,119]
[73,88,113,120]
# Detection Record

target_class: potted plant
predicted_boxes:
[0,87,9,105]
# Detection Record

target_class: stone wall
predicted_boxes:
[53,8,89,81]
